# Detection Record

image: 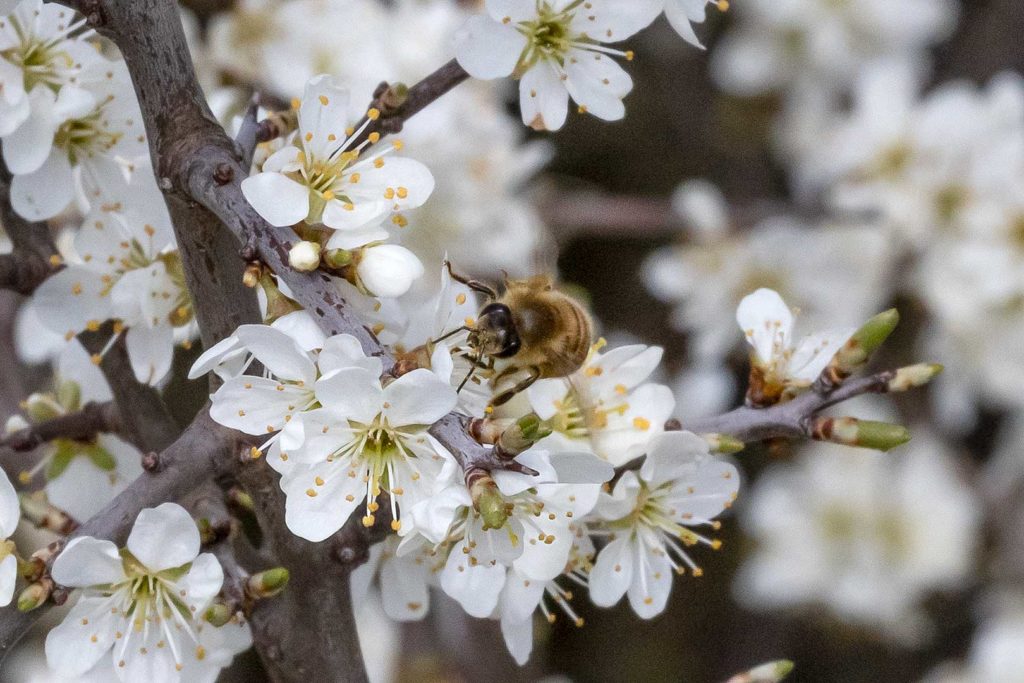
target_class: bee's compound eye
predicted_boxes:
[479,303,521,358]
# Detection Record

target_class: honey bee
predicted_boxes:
[443,262,593,407]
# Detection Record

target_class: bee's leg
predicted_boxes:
[489,367,541,407]
[445,260,498,300]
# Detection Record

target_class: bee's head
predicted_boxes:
[470,303,521,358]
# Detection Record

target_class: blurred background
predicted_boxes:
[5,0,1024,680]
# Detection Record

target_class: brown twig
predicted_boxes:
[0,401,121,452]
[684,370,899,442]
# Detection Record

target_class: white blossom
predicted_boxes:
[454,0,662,130]
[274,364,459,541]
[0,0,100,138]
[589,431,738,617]
[5,56,147,221]
[241,74,434,239]
[528,341,675,466]
[30,159,189,385]
[44,503,250,681]
[736,288,853,403]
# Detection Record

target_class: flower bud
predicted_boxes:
[23,393,63,424]
[821,309,899,387]
[887,363,943,392]
[203,603,234,627]
[355,244,424,298]
[56,380,81,412]
[495,413,552,459]
[247,567,290,599]
[18,580,52,612]
[810,416,910,451]
[322,248,352,269]
[469,473,511,531]
[4,414,28,435]
[703,433,745,454]
[288,241,322,272]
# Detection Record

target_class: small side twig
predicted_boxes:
[1,402,121,452]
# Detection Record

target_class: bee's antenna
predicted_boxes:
[456,349,480,394]
[431,325,470,345]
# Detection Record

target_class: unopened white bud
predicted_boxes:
[356,244,423,298]
[288,241,321,272]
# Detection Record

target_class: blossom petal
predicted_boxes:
[318,333,381,376]
[125,323,175,386]
[526,378,570,421]
[235,324,317,384]
[640,431,710,488]
[188,335,242,380]
[499,569,546,624]
[626,542,673,619]
[51,537,125,588]
[788,329,855,382]
[283,461,366,542]
[382,368,457,426]
[380,552,430,621]
[736,288,794,366]
[0,555,17,607]
[31,267,113,341]
[549,452,614,484]
[0,470,18,539]
[314,367,384,423]
[568,0,662,41]
[500,613,534,666]
[210,376,312,435]
[240,172,310,227]
[519,62,569,131]
[664,0,709,47]
[118,618,187,683]
[45,596,119,677]
[440,539,506,618]
[271,311,328,352]
[454,15,526,80]
[485,0,536,22]
[588,535,634,607]
[564,51,631,122]
[2,85,58,174]
[586,344,662,394]
[346,156,435,213]
[10,148,75,220]
[126,502,200,573]
[179,552,224,613]
[298,74,352,160]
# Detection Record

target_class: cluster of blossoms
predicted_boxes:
[206,0,550,286]
[0,0,991,679]
[242,74,432,298]
[192,266,755,663]
[453,0,727,131]
[0,0,195,385]
[0,1,147,220]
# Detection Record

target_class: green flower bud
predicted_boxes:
[247,567,290,599]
